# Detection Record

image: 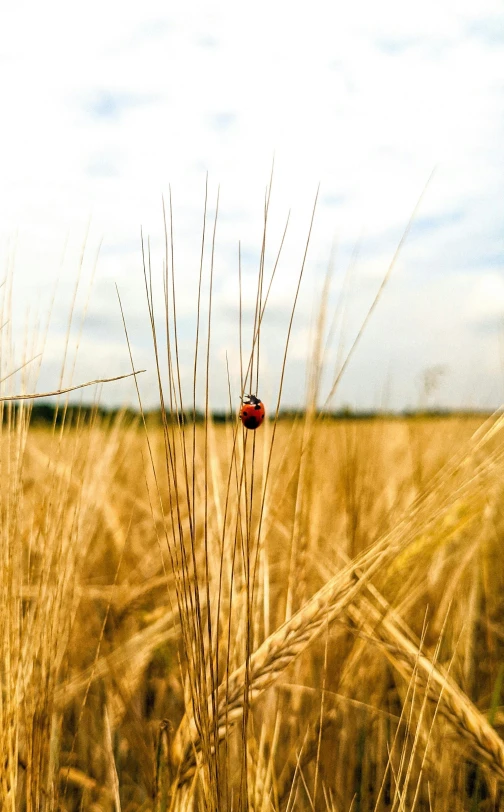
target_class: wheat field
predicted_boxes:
[3,405,504,811]
[3,191,504,811]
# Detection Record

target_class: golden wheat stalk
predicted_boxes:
[169,534,404,787]
[347,592,504,783]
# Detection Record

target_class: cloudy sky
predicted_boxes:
[1,0,503,411]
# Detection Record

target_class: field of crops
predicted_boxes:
[3,407,504,811]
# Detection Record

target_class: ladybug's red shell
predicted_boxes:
[239,395,265,430]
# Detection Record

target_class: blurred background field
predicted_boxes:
[4,407,504,810]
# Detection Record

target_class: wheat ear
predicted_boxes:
[170,534,400,787]
[347,592,504,783]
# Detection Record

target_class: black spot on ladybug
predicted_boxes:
[254,403,261,410]
[243,415,259,429]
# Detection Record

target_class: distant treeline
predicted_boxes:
[1,402,498,426]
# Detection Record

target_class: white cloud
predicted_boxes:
[1,0,503,409]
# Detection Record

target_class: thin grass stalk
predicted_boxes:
[240,174,275,810]
[250,188,319,618]
[321,171,435,413]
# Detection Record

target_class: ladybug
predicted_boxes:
[239,394,265,430]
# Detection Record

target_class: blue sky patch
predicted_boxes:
[410,210,465,236]
[467,18,504,45]
[86,154,120,178]
[376,37,420,55]
[322,194,346,208]
[84,90,154,120]
[210,112,237,131]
